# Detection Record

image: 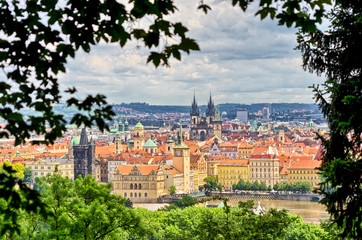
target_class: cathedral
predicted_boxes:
[190,93,222,141]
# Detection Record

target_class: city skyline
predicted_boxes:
[55,1,324,105]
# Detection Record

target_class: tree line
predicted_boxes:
[232,179,312,193]
[0,173,340,240]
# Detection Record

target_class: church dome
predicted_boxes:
[134,122,144,130]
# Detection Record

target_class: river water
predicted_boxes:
[134,200,329,224]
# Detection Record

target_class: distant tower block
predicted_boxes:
[236,109,248,124]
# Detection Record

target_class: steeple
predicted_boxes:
[190,91,199,116]
[175,122,188,148]
[206,91,214,117]
[79,128,88,145]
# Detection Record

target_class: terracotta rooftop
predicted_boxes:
[218,159,249,167]
[115,165,160,175]
[289,160,321,170]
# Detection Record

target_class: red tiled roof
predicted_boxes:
[250,154,275,159]
[218,159,249,167]
[289,160,321,170]
[116,165,160,175]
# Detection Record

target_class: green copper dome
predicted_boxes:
[69,135,80,148]
[143,139,157,147]
[134,122,144,130]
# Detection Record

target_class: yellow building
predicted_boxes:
[237,145,254,159]
[161,165,184,194]
[27,158,74,180]
[190,153,208,192]
[288,160,321,188]
[218,159,249,190]
[113,165,165,203]
[249,154,279,187]
[205,154,229,178]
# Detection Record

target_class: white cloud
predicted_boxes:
[57,0,325,105]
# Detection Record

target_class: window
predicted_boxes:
[130,183,133,189]
[139,193,141,197]
[124,193,127,197]
[41,166,44,169]
[130,193,133,197]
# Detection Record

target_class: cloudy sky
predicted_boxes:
[57,0,325,106]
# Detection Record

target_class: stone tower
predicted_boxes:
[173,124,190,193]
[73,128,95,179]
[213,107,223,139]
[133,121,145,150]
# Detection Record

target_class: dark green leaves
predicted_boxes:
[0,0,198,146]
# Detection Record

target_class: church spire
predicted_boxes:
[190,91,199,116]
[79,128,88,145]
[206,91,214,117]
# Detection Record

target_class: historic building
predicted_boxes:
[288,160,321,188]
[249,154,279,187]
[173,124,191,193]
[73,128,96,179]
[218,159,249,190]
[190,93,222,141]
[112,165,165,203]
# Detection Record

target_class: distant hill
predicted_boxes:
[112,102,319,115]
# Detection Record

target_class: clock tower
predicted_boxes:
[173,124,190,193]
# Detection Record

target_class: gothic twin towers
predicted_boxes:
[190,93,222,141]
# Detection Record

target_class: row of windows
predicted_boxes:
[220,169,247,174]
[290,170,318,174]
[114,176,156,181]
[29,165,72,170]
[251,174,277,178]
[250,162,276,167]
[252,168,273,172]
[290,176,320,180]
[219,175,247,180]
[124,192,147,198]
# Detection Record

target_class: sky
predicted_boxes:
[57,1,324,106]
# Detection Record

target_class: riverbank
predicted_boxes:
[134,199,329,224]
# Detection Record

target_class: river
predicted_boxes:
[134,200,329,224]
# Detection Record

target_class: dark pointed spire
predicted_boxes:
[190,91,199,116]
[79,128,88,145]
[206,91,214,116]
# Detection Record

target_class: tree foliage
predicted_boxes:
[204,176,222,193]
[0,162,25,180]
[23,167,32,184]
[296,1,362,237]
[15,174,142,239]
[0,0,200,146]
[0,165,47,237]
[168,184,176,195]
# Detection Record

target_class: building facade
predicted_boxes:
[113,165,165,203]
[218,159,249,190]
[288,160,321,188]
[249,154,279,187]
